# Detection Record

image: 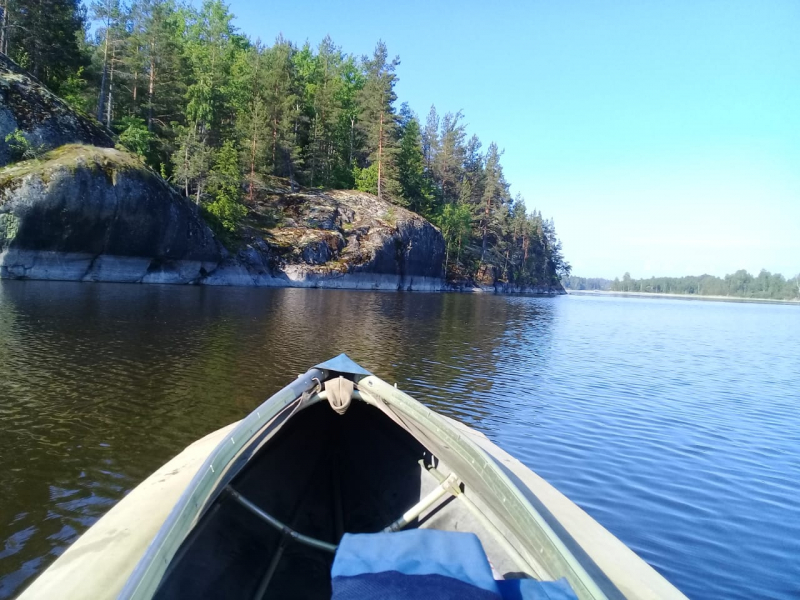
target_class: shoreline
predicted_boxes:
[0,268,565,296]
[566,289,800,306]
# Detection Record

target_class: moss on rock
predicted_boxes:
[0,143,221,264]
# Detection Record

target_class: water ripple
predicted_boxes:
[0,283,798,599]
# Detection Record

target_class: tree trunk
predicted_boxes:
[132,68,138,113]
[523,233,529,263]
[377,111,383,200]
[349,115,355,168]
[480,222,488,260]
[106,40,117,127]
[272,115,277,170]
[183,132,190,197]
[0,0,9,56]
[147,51,155,130]
[249,127,256,203]
[97,25,110,122]
[310,111,318,187]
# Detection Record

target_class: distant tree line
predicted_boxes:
[609,270,800,300]
[0,0,570,285]
[562,276,611,291]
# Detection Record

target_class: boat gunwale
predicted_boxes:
[118,360,669,600]
[355,374,615,600]
[118,368,324,600]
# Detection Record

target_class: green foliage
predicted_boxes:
[59,67,91,114]
[356,41,400,201]
[563,276,612,291]
[12,5,569,284]
[436,202,472,269]
[205,140,246,233]
[171,124,213,200]
[4,130,46,162]
[116,116,154,159]
[4,0,87,91]
[353,163,378,195]
[382,206,397,226]
[397,108,433,212]
[609,269,800,300]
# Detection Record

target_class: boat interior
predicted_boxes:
[153,396,534,600]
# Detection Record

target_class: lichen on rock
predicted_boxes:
[224,186,447,289]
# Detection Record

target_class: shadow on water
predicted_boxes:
[0,281,552,598]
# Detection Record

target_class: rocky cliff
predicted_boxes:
[0,55,114,167]
[0,145,223,283]
[0,145,445,289]
[207,183,445,290]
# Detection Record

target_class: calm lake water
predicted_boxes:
[0,281,798,599]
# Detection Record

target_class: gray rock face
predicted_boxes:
[0,146,446,290]
[0,145,222,282]
[220,188,447,289]
[0,58,114,167]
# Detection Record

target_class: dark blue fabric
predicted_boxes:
[332,572,500,600]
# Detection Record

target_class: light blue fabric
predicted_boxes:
[332,530,499,595]
[497,578,579,600]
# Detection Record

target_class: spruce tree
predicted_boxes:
[397,106,429,213]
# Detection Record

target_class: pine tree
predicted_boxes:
[434,110,466,204]
[357,40,399,202]
[92,0,124,125]
[120,0,148,116]
[479,142,507,260]
[141,0,186,133]
[422,104,439,177]
[331,55,364,188]
[235,39,269,202]
[184,0,241,144]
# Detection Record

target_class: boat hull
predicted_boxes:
[18,359,686,600]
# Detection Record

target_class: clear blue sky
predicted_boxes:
[225,0,799,279]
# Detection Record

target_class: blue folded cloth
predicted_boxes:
[330,530,578,600]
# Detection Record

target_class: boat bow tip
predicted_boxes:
[314,354,372,377]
